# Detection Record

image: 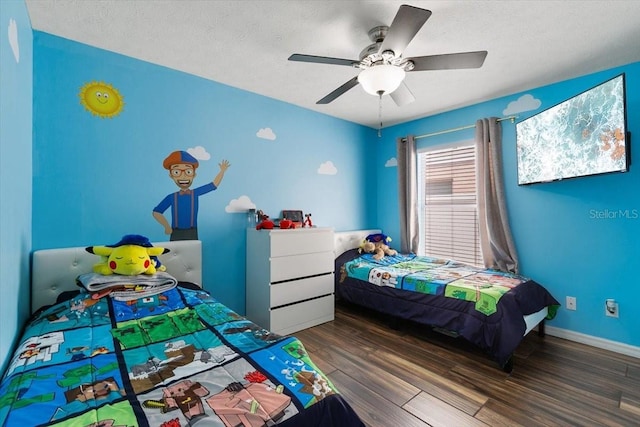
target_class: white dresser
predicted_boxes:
[246,227,335,335]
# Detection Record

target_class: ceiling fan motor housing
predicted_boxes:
[359,42,383,63]
[360,26,402,68]
[368,25,388,42]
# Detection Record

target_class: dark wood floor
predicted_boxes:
[294,302,640,427]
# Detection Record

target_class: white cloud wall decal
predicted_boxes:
[225,195,256,212]
[187,145,211,160]
[385,157,398,167]
[503,94,542,115]
[256,128,276,140]
[8,18,19,63]
[318,161,337,175]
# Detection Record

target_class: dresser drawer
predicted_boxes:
[270,250,333,283]
[270,295,334,335]
[270,274,333,308]
[270,229,333,257]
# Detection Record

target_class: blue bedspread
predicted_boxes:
[337,250,559,368]
[343,253,532,315]
[0,284,363,427]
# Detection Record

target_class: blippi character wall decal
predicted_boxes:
[153,150,230,241]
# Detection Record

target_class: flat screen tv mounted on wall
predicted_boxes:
[516,74,629,185]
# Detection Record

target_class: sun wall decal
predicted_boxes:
[79,81,125,118]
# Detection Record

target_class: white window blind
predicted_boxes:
[418,143,483,266]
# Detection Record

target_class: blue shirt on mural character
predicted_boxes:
[153,150,230,241]
[154,182,216,228]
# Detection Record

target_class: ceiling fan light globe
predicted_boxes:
[358,65,405,96]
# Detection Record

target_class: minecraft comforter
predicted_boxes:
[0,283,363,427]
[336,250,559,368]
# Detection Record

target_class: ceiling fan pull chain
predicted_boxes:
[378,93,383,137]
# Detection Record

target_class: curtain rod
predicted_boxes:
[402,115,518,142]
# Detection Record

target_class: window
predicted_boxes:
[417,142,483,266]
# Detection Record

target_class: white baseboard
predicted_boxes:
[545,326,640,359]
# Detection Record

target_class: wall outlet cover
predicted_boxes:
[605,302,619,318]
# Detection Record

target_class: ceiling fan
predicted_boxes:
[288,4,488,106]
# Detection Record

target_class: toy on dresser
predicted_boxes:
[255,210,275,230]
[255,210,300,229]
[303,213,313,227]
[279,218,296,229]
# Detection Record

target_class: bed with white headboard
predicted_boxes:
[1,238,365,426]
[333,229,381,258]
[332,229,558,372]
[31,239,202,313]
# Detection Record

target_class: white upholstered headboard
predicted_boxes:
[333,229,382,257]
[31,240,202,313]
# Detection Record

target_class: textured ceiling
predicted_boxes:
[25,0,640,129]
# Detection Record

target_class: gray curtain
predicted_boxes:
[475,118,519,273]
[397,135,419,254]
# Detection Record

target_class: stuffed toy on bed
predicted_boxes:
[86,234,169,276]
[360,233,397,261]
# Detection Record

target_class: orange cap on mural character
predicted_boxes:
[163,150,199,169]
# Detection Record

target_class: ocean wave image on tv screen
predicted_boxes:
[516,76,626,184]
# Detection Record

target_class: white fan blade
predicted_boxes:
[390,81,415,106]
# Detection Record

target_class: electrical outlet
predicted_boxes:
[566,296,577,311]
[605,302,619,318]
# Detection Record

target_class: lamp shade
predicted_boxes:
[357,64,406,96]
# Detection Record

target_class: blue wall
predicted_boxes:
[0,0,33,373]
[377,63,640,348]
[1,0,636,372]
[31,32,376,315]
